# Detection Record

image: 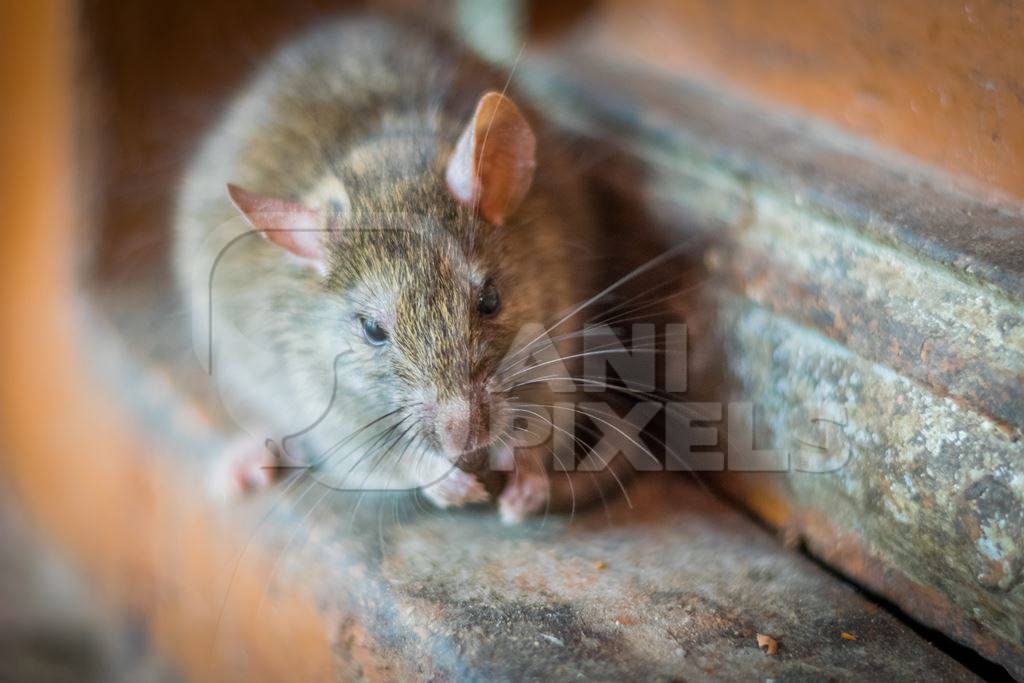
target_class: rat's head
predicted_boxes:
[228,92,547,468]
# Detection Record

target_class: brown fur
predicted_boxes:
[174,16,600,513]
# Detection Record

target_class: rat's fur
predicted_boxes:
[175,16,602,519]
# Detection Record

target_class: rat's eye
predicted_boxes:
[478,279,500,316]
[360,317,389,346]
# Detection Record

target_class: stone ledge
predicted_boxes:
[496,40,1024,676]
[284,473,977,680]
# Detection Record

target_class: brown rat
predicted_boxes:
[174,15,640,523]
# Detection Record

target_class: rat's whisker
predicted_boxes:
[312,403,411,466]
[537,404,636,513]
[517,400,657,475]
[349,418,415,523]
[495,339,676,390]
[588,268,705,324]
[494,324,677,384]
[328,413,414,494]
[256,476,336,620]
[221,397,417,628]
[502,410,570,523]
[589,283,707,330]
[501,375,673,406]
[344,425,409,528]
[494,238,701,372]
[505,406,611,523]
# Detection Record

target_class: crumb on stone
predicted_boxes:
[757,633,779,656]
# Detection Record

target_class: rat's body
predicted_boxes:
[175,16,619,521]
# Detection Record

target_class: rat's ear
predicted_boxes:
[445,91,536,226]
[226,184,329,275]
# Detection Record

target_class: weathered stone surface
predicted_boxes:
[241,472,978,681]
[718,300,1024,671]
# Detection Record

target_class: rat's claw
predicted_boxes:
[207,437,277,502]
[422,469,489,509]
[498,470,549,525]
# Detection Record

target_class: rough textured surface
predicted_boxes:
[489,39,1024,675]
[718,301,1024,672]
[230,472,979,681]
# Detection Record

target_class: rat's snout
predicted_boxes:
[433,390,494,466]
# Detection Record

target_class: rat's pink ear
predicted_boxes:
[445,91,536,226]
[227,184,329,274]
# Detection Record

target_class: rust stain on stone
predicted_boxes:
[956,476,1024,592]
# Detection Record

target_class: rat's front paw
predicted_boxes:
[208,437,278,502]
[421,469,489,509]
[498,470,549,525]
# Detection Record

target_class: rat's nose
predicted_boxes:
[440,403,471,449]
[435,394,491,460]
